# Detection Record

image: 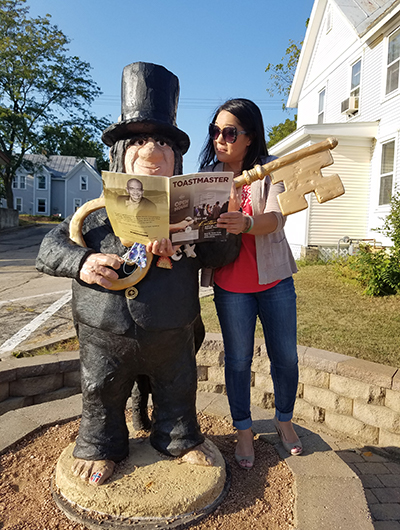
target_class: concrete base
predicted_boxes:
[53,430,230,530]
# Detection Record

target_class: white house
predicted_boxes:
[7,155,103,218]
[270,0,400,259]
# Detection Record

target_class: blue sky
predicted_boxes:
[26,0,314,173]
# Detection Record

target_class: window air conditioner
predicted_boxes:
[341,96,359,115]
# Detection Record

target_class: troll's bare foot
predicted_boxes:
[72,458,115,486]
[181,438,216,466]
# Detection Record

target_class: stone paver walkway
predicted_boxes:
[337,447,400,529]
[304,421,400,530]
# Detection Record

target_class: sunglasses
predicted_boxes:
[209,124,247,144]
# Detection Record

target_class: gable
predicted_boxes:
[288,0,400,107]
[336,0,400,36]
[304,2,359,91]
[64,159,101,183]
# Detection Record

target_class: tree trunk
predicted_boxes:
[4,167,14,209]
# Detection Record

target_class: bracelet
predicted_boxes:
[242,215,254,234]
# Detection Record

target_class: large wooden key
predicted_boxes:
[234,138,345,215]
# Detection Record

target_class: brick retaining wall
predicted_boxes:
[1,333,399,452]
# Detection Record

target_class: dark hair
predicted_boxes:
[109,135,183,175]
[198,98,268,172]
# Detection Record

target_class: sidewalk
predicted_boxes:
[4,390,400,529]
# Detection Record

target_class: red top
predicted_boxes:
[214,185,280,293]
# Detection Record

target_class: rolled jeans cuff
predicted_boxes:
[232,416,252,431]
[275,409,294,422]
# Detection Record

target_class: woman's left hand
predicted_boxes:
[216,211,247,235]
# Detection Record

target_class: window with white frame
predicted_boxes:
[15,197,22,212]
[12,176,18,188]
[386,27,400,95]
[80,175,88,191]
[19,174,26,189]
[318,88,326,124]
[37,175,47,190]
[73,198,82,211]
[351,60,361,98]
[37,198,47,214]
[379,140,395,206]
[326,4,332,33]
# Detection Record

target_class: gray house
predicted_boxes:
[6,155,103,218]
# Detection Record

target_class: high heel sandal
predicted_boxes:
[273,417,303,456]
[234,452,255,470]
[235,429,255,470]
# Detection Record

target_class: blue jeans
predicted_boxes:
[214,277,298,430]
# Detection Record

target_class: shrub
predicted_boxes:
[335,189,400,296]
[348,244,400,296]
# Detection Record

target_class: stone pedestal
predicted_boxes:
[52,432,229,529]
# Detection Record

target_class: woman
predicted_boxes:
[199,98,301,469]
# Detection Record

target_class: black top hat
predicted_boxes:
[102,62,190,154]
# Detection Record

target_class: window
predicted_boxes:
[326,4,332,33]
[351,60,361,99]
[386,27,400,95]
[80,175,88,191]
[15,197,22,212]
[37,198,47,214]
[379,140,395,205]
[12,175,27,189]
[37,175,47,190]
[73,198,82,211]
[318,89,325,124]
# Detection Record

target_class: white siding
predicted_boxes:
[298,2,359,127]
[308,144,371,245]
[284,207,310,250]
[357,35,385,123]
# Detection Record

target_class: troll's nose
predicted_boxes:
[139,138,163,160]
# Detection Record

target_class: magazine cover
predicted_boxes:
[102,171,233,246]
[168,172,233,244]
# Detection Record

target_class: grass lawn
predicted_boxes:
[200,262,400,368]
[19,214,62,226]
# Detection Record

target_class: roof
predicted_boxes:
[336,0,400,36]
[269,121,380,156]
[23,154,98,178]
[287,0,400,107]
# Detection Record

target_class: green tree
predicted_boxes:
[265,40,303,110]
[39,124,110,172]
[0,0,109,208]
[265,21,308,147]
[267,116,297,148]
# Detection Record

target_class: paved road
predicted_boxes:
[0,224,74,356]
